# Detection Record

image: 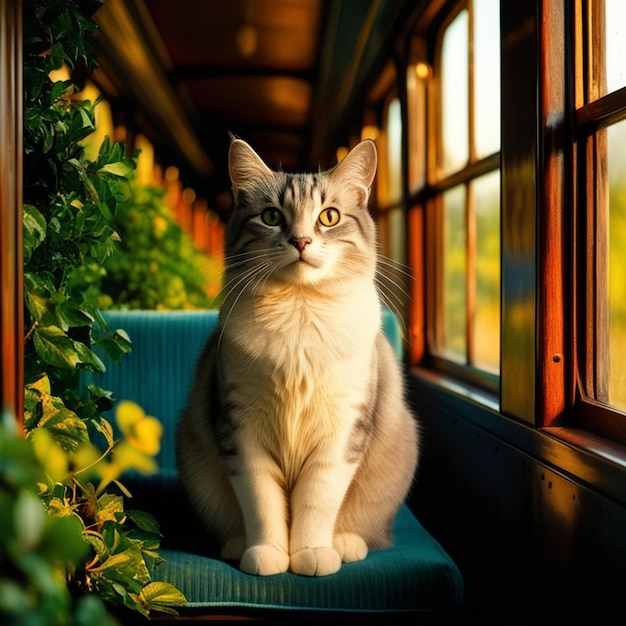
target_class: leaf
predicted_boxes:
[90,415,115,448]
[139,581,187,612]
[93,328,132,362]
[124,510,162,536]
[23,204,47,262]
[40,514,89,565]
[38,406,89,452]
[57,298,94,328]
[98,162,134,178]
[93,546,150,593]
[73,340,106,373]
[83,531,107,559]
[24,273,54,325]
[14,490,46,550]
[50,79,74,101]
[67,157,101,205]
[33,325,81,369]
[111,478,133,499]
[78,105,96,133]
[97,493,124,525]
[27,373,51,396]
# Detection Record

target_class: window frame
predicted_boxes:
[409,0,501,393]
[573,0,626,443]
[0,0,24,422]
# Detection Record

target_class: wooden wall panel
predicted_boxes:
[500,1,539,424]
[0,0,23,422]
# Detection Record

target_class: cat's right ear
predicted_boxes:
[228,139,273,201]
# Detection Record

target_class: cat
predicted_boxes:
[176,138,419,577]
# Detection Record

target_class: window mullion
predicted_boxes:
[593,125,610,402]
[466,181,476,366]
[468,0,476,164]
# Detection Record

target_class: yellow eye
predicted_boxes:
[260,207,285,226]
[318,207,340,227]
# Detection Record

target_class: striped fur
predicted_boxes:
[176,139,419,576]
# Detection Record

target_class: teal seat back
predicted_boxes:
[83,308,403,481]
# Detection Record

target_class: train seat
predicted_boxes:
[82,309,463,619]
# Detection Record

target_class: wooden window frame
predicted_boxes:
[573,0,626,443]
[409,0,501,393]
[0,0,24,423]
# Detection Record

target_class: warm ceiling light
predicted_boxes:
[361,125,379,141]
[415,62,431,79]
[165,165,179,182]
[236,24,258,57]
[336,146,349,163]
[182,187,196,204]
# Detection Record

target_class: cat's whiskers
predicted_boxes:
[217,260,274,352]
[214,248,278,301]
[373,257,415,337]
[376,253,415,282]
[224,249,275,270]
[251,263,278,297]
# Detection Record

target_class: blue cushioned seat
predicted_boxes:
[82,310,462,617]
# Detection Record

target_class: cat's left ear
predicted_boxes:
[330,140,378,190]
[228,139,274,199]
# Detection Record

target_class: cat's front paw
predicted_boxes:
[290,547,341,576]
[334,532,368,563]
[239,544,289,576]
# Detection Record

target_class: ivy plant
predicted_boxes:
[17,0,187,620]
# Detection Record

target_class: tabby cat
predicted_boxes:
[176,138,419,576]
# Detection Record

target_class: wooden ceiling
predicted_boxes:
[91,0,412,203]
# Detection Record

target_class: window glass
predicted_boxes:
[605,0,626,95]
[608,119,626,409]
[441,9,469,176]
[473,170,500,373]
[387,97,403,205]
[443,185,467,361]
[474,0,501,158]
[432,0,500,384]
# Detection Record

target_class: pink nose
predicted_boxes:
[289,237,312,253]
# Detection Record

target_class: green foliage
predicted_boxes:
[23,0,134,395]
[0,410,118,626]
[18,0,187,620]
[101,185,220,310]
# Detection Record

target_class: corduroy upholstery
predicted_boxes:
[82,309,462,617]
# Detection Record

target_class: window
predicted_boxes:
[369,77,413,329]
[575,0,626,441]
[409,0,501,391]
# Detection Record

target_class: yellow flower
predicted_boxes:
[112,441,158,475]
[115,400,163,456]
[30,428,69,483]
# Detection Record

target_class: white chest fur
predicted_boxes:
[216,283,381,473]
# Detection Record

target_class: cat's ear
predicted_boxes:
[330,140,378,190]
[228,139,273,198]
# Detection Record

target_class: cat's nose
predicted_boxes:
[288,236,312,253]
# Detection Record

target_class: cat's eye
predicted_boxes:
[260,207,285,226]
[318,207,340,227]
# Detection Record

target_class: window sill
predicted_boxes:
[410,366,626,507]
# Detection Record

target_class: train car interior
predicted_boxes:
[2,0,626,624]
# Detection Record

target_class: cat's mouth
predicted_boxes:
[284,246,313,265]
[292,255,321,269]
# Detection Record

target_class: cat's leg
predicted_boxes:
[336,339,419,550]
[333,531,368,563]
[288,457,361,576]
[228,450,290,576]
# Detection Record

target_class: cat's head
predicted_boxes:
[225,138,378,293]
